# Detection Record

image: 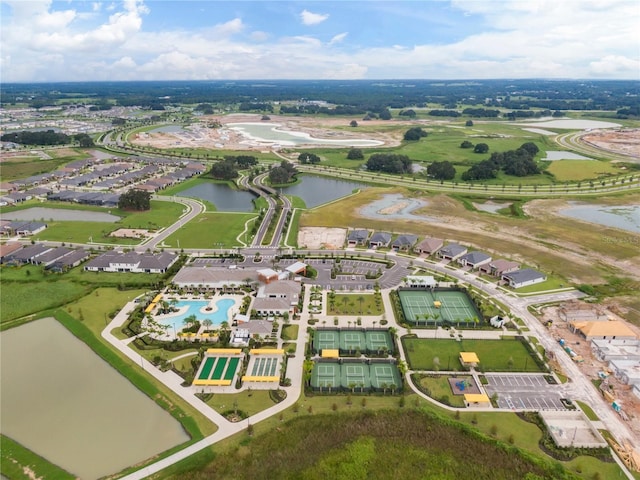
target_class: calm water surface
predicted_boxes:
[178,182,257,212]
[0,318,189,479]
[281,175,366,208]
[560,204,640,233]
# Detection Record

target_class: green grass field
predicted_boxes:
[205,390,280,417]
[327,293,383,316]
[545,160,621,181]
[415,374,466,407]
[281,324,299,341]
[163,212,257,248]
[403,337,543,372]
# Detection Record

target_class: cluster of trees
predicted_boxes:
[428,110,461,117]
[462,108,501,118]
[403,127,428,141]
[194,103,214,114]
[366,153,412,174]
[118,189,151,211]
[1,130,94,147]
[297,152,321,164]
[239,102,273,112]
[279,104,366,116]
[210,155,258,180]
[2,129,69,145]
[347,148,364,160]
[269,160,298,184]
[427,161,456,180]
[461,142,540,181]
[460,141,488,153]
[398,109,416,117]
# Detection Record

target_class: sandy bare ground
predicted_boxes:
[297,227,347,249]
[131,114,414,151]
[582,128,640,159]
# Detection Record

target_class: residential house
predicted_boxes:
[369,232,392,249]
[501,268,546,288]
[45,249,90,272]
[0,242,22,262]
[4,243,53,264]
[415,237,444,255]
[347,229,369,246]
[479,259,520,277]
[438,243,468,261]
[391,234,418,251]
[84,251,178,273]
[457,251,492,270]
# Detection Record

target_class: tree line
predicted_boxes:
[1,129,94,147]
[462,142,540,181]
[209,155,258,180]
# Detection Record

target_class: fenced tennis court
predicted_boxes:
[341,363,370,390]
[311,362,341,389]
[340,331,367,353]
[310,360,403,393]
[313,330,340,352]
[365,330,394,354]
[369,363,402,391]
[398,289,481,326]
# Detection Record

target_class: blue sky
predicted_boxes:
[1,0,638,82]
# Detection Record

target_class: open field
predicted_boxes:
[160,408,583,480]
[163,212,257,248]
[403,337,543,372]
[545,160,621,181]
[327,293,384,316]
[205,390,280,417]
[300,187,640,285]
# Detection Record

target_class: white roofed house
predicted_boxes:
[404,275,437,289]
[457,251,492,270]
[253,280,301,317]
[172,266,260,291]
[84,251,178,273]
[501,268,546,288]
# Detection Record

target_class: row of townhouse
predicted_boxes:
[0,242,89,271]
[347,229,547,289]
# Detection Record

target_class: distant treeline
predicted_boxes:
[1,129,94,147]
[2,79,638,115]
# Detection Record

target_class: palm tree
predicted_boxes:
[357,295,365,314]
[183,314,197,328]
[202,319,213,330]
[341,296,349,312]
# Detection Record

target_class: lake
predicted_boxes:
[2,207,121,222]
[516,119,621,130]
[281,175,367,208]
[227,122,384,147]
[560,204,640,233]
[542,151,592,161]
[178,182,257,212]
[0,318,189,479]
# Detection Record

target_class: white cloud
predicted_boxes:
[590,55,640,77]
[250,30,269,42]
[328,32,348,45]
[300,9,328,26]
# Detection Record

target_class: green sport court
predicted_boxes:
[193,356,240,385]
[312,329,395,355]
[398,289,482,326]
[310,361,402,393]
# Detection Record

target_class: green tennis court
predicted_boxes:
[398,289,481,325]
[310,362,341,389]
[340,330,366,352]
[365,330,394,354]
[369,363,402,391]
[313,330,340,352]
[341,363,371,389]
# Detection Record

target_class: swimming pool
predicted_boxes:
[156,299,235,329]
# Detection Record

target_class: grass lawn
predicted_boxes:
[575,401,600,421]
[403,337,543,372]
[545,160,620,181]
[511,275,570,293]
[0,279,89,326]
[414,374,466,407]
[327,293,383,316]
[163,212,257,248]
[281,324,299,341]
[205,390,280,417]
[1,435,75,480]
[283,342,297,355]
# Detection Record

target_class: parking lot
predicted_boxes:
[484,374,567,411]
